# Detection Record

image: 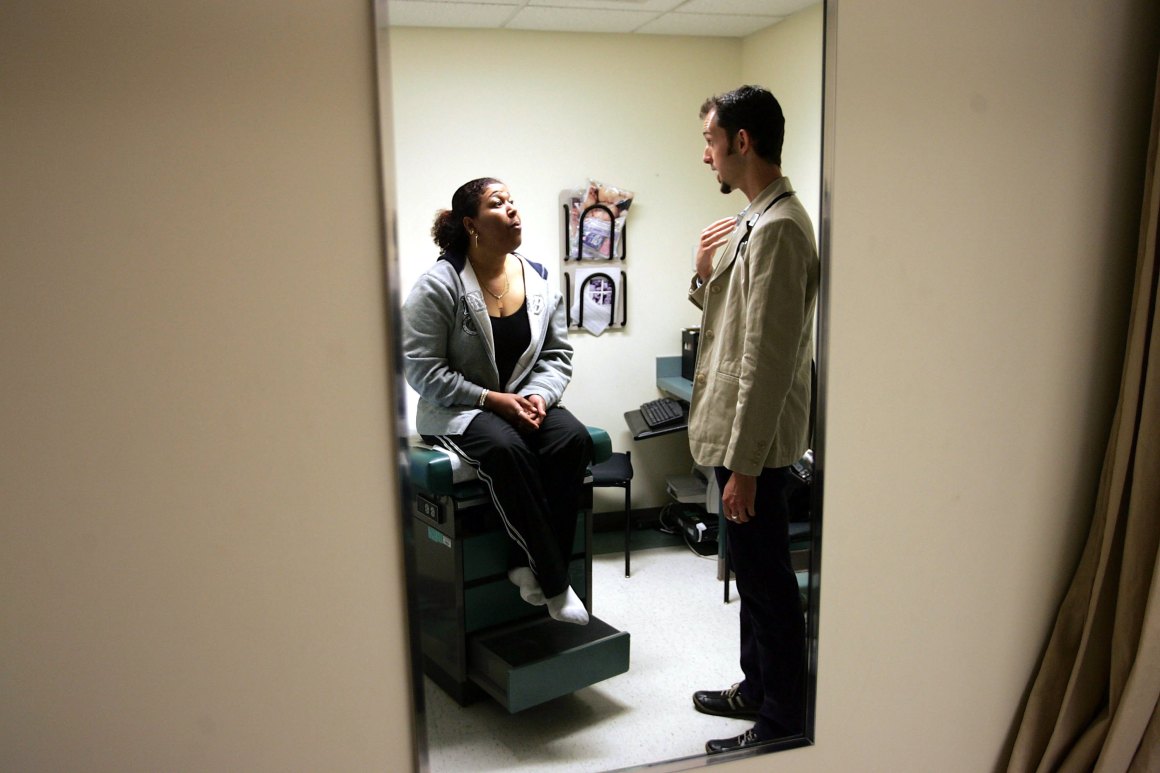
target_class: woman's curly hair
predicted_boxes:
[431,177,502,254]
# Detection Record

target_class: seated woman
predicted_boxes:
[402,177,593,626]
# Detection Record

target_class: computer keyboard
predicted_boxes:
[639,397,685,429]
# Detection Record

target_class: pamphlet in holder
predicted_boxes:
[564,203,626,261]
[565,269,627,335]
[560,187,629,262]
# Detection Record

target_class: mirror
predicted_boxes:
[374,1,831,770]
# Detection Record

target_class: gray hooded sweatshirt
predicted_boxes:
[401,251,572,436]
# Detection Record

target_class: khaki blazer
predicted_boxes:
[687,176,819,475]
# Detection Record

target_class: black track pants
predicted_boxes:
[426,407,592,598]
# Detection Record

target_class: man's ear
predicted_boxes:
[735,128,752,154]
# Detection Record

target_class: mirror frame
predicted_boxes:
[806,0,837,748]
[373,0,838,768]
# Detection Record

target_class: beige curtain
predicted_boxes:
[1006,59,1160,773]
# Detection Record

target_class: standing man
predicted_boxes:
[687,85,818,754]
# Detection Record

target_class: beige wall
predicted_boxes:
[1,1,413,770]
[803,0,1158,771]
[3,2,1159,773]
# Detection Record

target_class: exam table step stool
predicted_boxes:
[407,426,630,712]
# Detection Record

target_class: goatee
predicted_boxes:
[720,182,732,194]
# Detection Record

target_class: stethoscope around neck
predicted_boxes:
[734,189,796,256]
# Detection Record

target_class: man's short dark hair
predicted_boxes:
[700,85,785,166]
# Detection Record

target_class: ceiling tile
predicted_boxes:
[527,0,683,11]
[381,0,820,33]
[386,1,519,27]
[677,0,815,14]
[506,6,659,33]
[636,12,782,37]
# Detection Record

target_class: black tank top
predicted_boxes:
[491,299,531,389]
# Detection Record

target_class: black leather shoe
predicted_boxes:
[705,728,769,754]
[692,683,759,720]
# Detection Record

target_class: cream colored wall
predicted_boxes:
[742,3,824,238]
[384,28,742,506]
[1,1,412,770]
[4,2,1160,773]
[793,1,1158,771]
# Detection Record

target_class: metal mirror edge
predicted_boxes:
[367,1,430,770]
[372,0,834,767]
[806,0,837,748]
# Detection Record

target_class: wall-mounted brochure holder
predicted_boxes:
[560,187,630,261]
[565,268,627,336]
[563,203,627,261]
[559,187,630,334]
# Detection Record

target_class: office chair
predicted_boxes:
[589,450,634,577]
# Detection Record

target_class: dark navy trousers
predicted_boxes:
[716,465,806,737]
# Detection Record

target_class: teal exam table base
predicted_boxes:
[408,427,630,713]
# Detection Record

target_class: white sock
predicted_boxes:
[508,567,546,606]
[546,586,589,626]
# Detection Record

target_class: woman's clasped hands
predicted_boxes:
[486,392,547,432]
